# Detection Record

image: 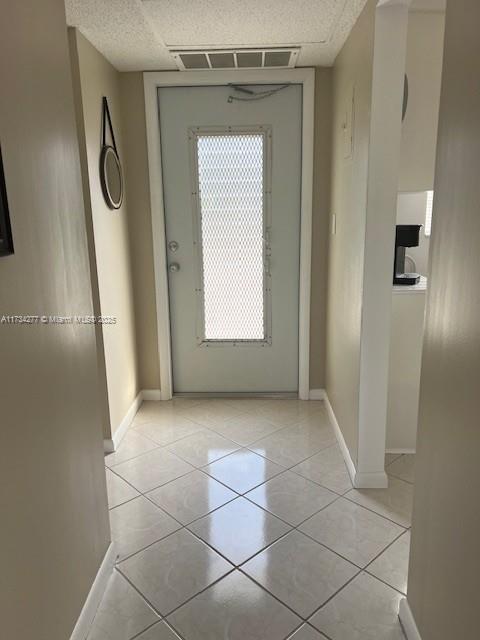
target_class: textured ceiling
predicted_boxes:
[65,0,370,71]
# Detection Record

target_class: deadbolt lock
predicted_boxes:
[168,240,179,252]
[169,262,180,273]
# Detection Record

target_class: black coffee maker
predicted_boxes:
[393,224,422,285]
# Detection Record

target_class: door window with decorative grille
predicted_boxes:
[190,127,272,345]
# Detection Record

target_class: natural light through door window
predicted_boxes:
[425,190,434,236]
[194,132,267,342]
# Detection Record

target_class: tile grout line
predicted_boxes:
[117,562,236,624]
[104,400,412,638]
[110,455,350,565]
[111,480,356,630]
[362,527,409,573]
[303,621,335,640]
[113,474,404,628]
[303,566,366,632]
[240,561,361,626]
[363,569,408,597]
[128,620,169,640]
[124,560,287,632]
[121,400,328,462]
[114,487,409,607]
[108,424,408,572]
[342,488,412,528]
[108,401,340,485]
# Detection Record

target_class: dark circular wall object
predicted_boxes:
[402,74,409,122]
[100,97,123,210]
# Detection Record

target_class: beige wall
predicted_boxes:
[70,31,139,435]
[0,2,110,639]
[120,73,160,390]
[399,11,445,192]
[118,69,332,392]
[406,1,480,637]
[326,0,376,463]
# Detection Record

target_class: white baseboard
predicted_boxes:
[323,393,357,486]
[103,392,143,453]
[386,448,416,454]
[399,598,422,640]
[70,543,116,640]
[103,439,115,454]
[141,389,162,401]
[324,392,388,489]
[309,388,326,400]
[103,389,163,452]
[354,470,389,488]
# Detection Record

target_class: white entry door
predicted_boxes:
[158,84,302,392]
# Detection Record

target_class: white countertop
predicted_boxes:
[393,275,427,294]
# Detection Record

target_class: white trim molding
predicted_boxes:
[69,543,116,640]
[103,393,142,453]
[354,469,389,489]
[103,389,163,452]
[103,440,115,454]
[399,598,422,640]
[143,68,315,401]
[323,393,357,487]
[324,392,388,488]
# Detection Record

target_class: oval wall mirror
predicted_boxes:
[100,97,123,210]
[100,145,123,209]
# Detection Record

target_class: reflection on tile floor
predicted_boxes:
[93,399,413,640]
[168,570,301,640]
[188,496,291,565]
[288,624,328,639]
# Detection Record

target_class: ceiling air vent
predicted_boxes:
[172,48,299,71]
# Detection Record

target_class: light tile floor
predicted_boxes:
[91,399,415,640]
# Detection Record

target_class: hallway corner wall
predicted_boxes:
[69,30,140,437]
[119,72,161,391]
[398,9,445,193]
[326,0,377,465]
[0,2,110,638]
[405,1,480,636]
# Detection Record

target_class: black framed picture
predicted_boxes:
[0,145,14,256]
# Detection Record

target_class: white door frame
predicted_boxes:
[143,68,315,400]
